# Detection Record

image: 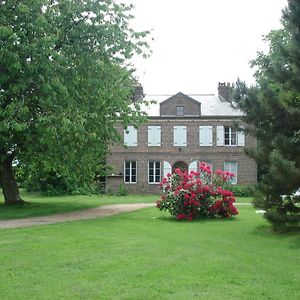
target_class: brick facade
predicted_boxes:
[106,91,257,194]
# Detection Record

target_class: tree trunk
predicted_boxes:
[0,155,26,205]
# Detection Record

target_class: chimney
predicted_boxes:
[218,82,232,102]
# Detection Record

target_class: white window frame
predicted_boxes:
[124,126,137,147]
[224,161,238,184]
[147,126,161,146]
[199,126,213,146]
[224,126,237,146]
[173,126,187,147]
[148,161,161,184]
[124,161,137,184]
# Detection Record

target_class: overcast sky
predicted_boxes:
[123,0,288,95]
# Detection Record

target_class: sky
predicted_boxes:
[122,0,288,96]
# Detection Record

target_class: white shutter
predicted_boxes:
[163,161,172,178]
[237,130,245,146]
[148,126,161,146]
[124,126,137,146]
[199,126,213,146]
[188,161,198,173]
[173,126,187,146]
[216,126,224,146]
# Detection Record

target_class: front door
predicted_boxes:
[172,161,188,173]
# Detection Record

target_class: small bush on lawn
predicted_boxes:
[225,183,256,197]
[156,163,238,221]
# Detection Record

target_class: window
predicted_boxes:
[148,126,161,146]
[176,106,184,116]
[124,161,137,183]
[199,126,213,146]
[224,127,237,146]
[148,161,161,184]
[224,161,237,184]
[173,126,187,146]
[124,126,137,146]
[217,126,245,147]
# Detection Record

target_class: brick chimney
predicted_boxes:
[218,82,232,101]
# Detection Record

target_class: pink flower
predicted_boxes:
[176,213,186,220]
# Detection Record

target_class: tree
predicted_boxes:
[0,0,150,205]
[232,0,300,231]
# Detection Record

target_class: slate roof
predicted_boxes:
[141,92,243,117]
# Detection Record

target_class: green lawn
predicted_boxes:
[0,191,252,220]
[0,192,158,220]
[0,205,299,299]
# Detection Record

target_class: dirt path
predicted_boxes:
[0,203,155,229]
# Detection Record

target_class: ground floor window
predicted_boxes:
[224,161,237,184]
[124,161,137,183]
[148,161,161,184]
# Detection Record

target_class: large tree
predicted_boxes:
[0,0,150,205]
[233,0,300,230]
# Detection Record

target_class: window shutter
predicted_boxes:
[188,161,198,173]
[237,130,245,146]
[199,126,213,146]
[163,161,172,178]
[173,126,187,146]
[216,126,224,146]
[124,126,137,146]
[148,126,161,146]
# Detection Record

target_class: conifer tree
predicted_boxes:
[233,0,300,231]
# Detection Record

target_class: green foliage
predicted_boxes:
[0,0,150,201]
[232,0,300,231]
[116,184,128,196]
[225,184,256,197]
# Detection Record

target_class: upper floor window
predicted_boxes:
[217,126,245,147]
[173,126,187,146]
[148,161,161,184]
[124,161,137,183]
[148,126,161,146]
[224,126,237,146]
[176,106,184,116]
[124,126,137,147]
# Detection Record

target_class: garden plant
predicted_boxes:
[156,163,238,221]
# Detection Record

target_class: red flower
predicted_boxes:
[176,213,186,220]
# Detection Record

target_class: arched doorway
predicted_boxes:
[172,161,188,173]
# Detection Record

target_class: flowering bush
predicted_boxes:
[156,162,238,221]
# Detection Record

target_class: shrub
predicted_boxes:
[225,183,256,197]
[156,163,238,221]
[116,184,128,196]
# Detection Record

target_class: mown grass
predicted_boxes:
[0,205,299,299]
[0,191,158,220]
[0,191,252,220]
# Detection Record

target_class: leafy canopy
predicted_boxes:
[0,0,151,195]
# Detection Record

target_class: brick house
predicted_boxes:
[106,83,257,194]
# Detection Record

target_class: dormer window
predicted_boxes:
[176,106,184,116]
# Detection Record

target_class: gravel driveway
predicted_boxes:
[0,203,155,229]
